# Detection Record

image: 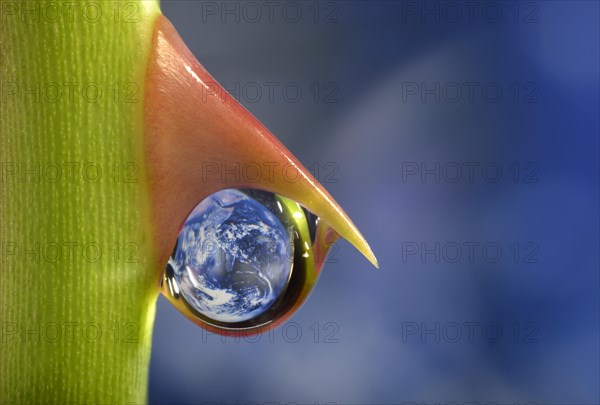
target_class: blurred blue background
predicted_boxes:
[149,1,599,404]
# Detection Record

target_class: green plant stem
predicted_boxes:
[1,1,161,402]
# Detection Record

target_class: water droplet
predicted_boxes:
[162,188,336,333]
[168,188,294,324]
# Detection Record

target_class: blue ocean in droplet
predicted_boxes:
[170,189,293,323]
